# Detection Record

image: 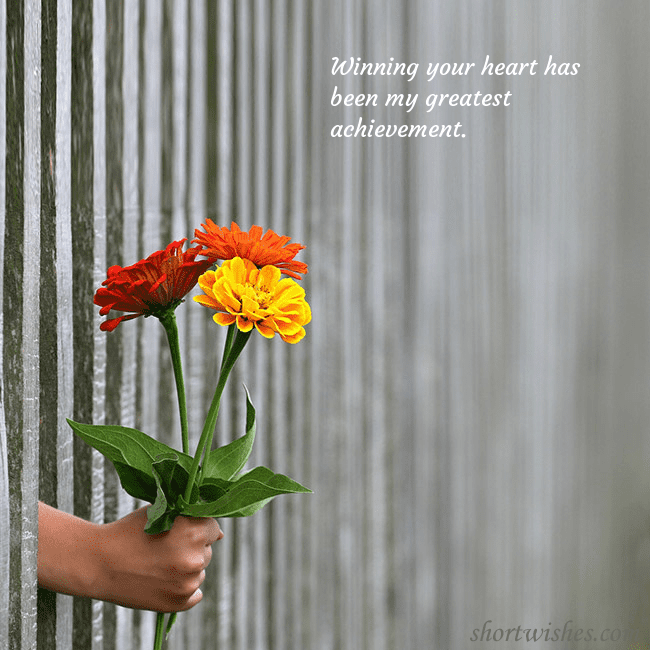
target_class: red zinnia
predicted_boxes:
[192,220,308,280]
[94,239,213,331]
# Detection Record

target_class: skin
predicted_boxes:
[37,502,223,613]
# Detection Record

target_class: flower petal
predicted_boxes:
[214,313,236,327]
[192,221,308,279]
[236,315,254,332]
[94,239,211,331]
[194,256,310,342]
[255,321,276,339]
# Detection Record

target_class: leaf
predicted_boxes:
[144,453,203,534]
[198,477,228,502]
[67,420,194,503]
[67,420,195,471]
[151,452,197,503]
[111,461,158,503]
[225,497,274,518]
[180,466,311,518]
[145,464,178,534]
[201,386,256,481]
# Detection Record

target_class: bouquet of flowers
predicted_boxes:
[67,221,311,649]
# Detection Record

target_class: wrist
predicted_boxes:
[37,502,107,600]
[81,520,115,602]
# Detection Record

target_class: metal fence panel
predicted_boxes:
[2,1,650,649]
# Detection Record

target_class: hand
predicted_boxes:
[96,507,223,612]
[38,502,224,613]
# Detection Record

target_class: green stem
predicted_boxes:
[220,322,237,374]
[165,612,177,641]
[154,612,165,650]
[160,310,190,455]
[157,311,189,645]
[184,328,252,500]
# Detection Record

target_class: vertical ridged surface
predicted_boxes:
[54,0,74,647]
[0,0,11,646]
[22,1,41,648]
[2,1,650,649]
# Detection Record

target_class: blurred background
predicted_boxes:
[2,1,650,649]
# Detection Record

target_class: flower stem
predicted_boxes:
[154,612,165,650]
[157,311,189,646]
[184,327,252,500]
[165,612,177,641]
[220,322,236,372]
[160,310,190,455]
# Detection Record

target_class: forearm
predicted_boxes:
[37,501,222,612]
[37,501,104,599]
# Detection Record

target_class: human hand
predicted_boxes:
[95,507,223,612]
[38,502,224,613]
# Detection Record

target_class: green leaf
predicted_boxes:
[180,465,311,518]
[67,420,194,504]
[144,453,204,534]
[225,497,274,518]
[67,420,194,472]
[198,477,229,502]
[201,386,256,481]
[145,464,177,534]
[152,452,198,504]
[111,461,158,503]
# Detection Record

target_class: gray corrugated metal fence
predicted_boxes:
[3,1,650,649]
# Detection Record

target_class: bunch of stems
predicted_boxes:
[154,314,250,650]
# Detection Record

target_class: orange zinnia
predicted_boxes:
[192,220,308,280]
[94,239,213,331]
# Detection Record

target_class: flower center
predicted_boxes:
[253,288,272,309]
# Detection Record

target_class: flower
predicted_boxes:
[94,239,213,331]
[194,257,311,344]
[192,220,308,280]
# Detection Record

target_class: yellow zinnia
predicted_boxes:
[194,257,311,344]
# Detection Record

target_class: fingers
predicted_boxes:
[190,516,223,545]
[97,509,224,614]
[149,515,224,613]
[155,587,203,613]
[208,518,224,544]
[162,521,220,613]
[172,516,223,546]
[159,568,207,613]
[175,588,203,612]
